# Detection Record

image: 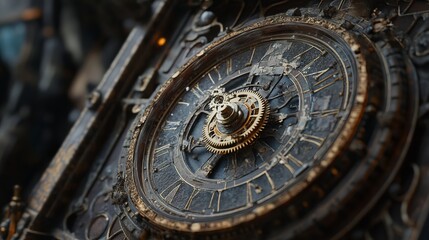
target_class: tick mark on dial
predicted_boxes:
[178,101,190,106]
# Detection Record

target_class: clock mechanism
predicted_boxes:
[9,1,429,240]
[202,89,270,155]
[118,9,416,239]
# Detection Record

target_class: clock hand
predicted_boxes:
[195,154,223,178]
[268,91,299,112]
[181,135,205,153]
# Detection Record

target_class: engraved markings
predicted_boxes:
[300,134,325,147]
[302,51,327,71]
[291,46,314,61]
[311,109,340,117]
[156,161,172,172]
[246,182,254,205]
[164,183,181,204]
[314,70,340,86]
[227,58,232,75]
[163,121,181,131]
[265,172,276,191]
[313,78,341,93]
[214,67,222,81]
[154,144,171,156]
[304,67,330,79]
[311,68,342,93]
[207,72,215,84]
[217,190,222,212]
[208,191,216,209]
[279,154,304,174]
[184,188,199,210]
[178,101,190,106]
[245,47,256,67]
[190,84,205,98]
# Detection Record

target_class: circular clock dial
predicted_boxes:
[149,36,354,217]
[125,15,370,233]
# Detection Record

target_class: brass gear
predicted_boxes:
[202,90,270,154]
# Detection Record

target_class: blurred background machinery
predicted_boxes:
[0,0,151,209]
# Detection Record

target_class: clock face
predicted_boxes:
[124,15,370,233]
[145,37,354,216]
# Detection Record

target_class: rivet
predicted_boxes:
[197,11,215,27]
[87,90,102,110]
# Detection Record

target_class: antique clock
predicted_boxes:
[3,0,429,239]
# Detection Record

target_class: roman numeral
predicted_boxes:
[214,67,222,81]
[155,161,172,172]
[164,185,180,203]
[190,84,204,98]
[207,73,215,84]
[265,172,275,191]
[279,154,304,174]
[208,191,216,209]
[217,190,222,212]
[300,134,325,147]
[184,188,199,210]
[154,144,171,156]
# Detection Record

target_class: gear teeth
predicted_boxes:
[202,90,270,155]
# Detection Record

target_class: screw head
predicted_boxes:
[87,90,102,110]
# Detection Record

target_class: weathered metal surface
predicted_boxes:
[9,0,429,239]
[23,0,177,235]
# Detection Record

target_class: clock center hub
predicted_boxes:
[202,89,270,154]
[216,102,248,134]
